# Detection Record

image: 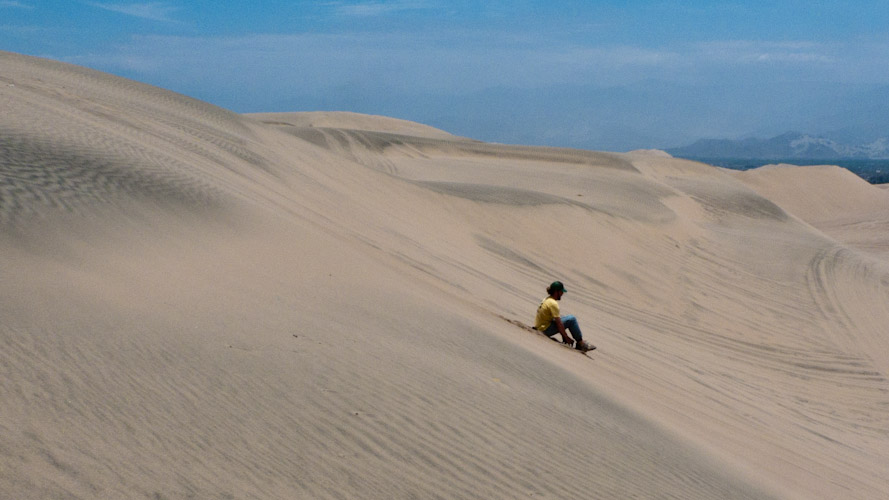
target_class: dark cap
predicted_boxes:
[548,281,566,294]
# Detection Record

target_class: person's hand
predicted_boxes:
[561,334,574,347]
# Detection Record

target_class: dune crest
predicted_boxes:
[3,51,889,499]
[248,111,459,140]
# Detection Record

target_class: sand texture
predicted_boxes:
[3,51,889,499]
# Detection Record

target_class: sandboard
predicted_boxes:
[499,315,596,354]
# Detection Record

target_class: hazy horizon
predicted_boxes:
[3,1,889,151]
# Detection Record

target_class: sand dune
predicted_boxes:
[3,51,889,499]
[732,164,889,261]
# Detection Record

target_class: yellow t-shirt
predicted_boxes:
[535,297,560,331]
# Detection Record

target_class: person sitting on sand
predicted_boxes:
[535,281,595,352]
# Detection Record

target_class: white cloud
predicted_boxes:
[565,46,680,67]
[696,40,836,65]
[327,1,436,17]
[0,24,46,35]
[85,2,181,22]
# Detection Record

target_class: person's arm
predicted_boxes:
[553,317,574,346]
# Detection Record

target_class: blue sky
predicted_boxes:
[3,1,889,150]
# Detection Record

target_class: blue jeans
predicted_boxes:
[543,315,583,342]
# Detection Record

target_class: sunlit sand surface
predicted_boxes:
[3,51,888,499]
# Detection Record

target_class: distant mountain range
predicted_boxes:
[668,132,889,160]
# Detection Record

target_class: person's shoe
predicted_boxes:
[575,341,596,352]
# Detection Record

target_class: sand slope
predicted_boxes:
[732,164,889,261]
[3,51,889,499]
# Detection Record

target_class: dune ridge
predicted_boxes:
[3,51,889,499]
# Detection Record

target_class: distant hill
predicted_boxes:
[668,132,889,160]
